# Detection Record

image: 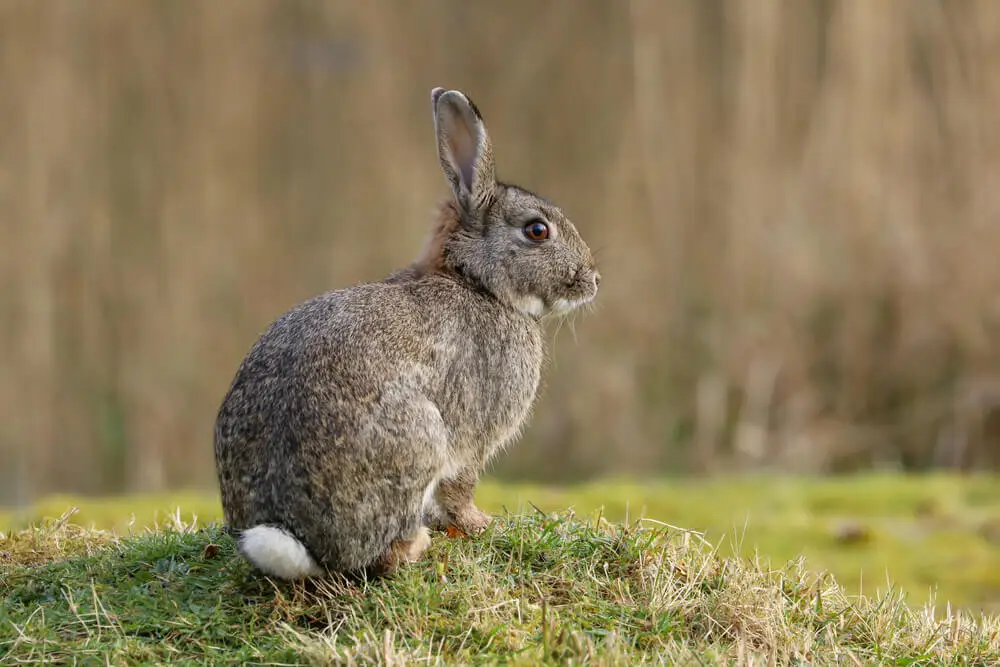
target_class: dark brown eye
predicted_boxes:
[523,220,550,242]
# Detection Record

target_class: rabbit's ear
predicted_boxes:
[431,88,496,217]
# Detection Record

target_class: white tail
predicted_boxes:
[237,525,324,579]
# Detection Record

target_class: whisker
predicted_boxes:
[552,313,565,340]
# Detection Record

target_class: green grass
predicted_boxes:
[3,508,999,665]
[5,473,1000,614]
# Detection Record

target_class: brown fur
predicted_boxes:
[411,200,463,277]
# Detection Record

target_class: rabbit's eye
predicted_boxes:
[523,220,550,242]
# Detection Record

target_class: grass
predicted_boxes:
[5,472,1000,614]
[3,508,999,665]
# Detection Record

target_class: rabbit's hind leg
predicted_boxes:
[368,525,431,577]
[348,386,446,577]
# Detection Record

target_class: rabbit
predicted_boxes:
[213,87,601,580]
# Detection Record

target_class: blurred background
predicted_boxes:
[2,0,1000,507]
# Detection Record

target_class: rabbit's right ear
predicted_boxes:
[431,87,497,218]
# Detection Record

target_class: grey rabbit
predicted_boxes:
[213,87,601,579]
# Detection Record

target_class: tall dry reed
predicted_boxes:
[1,0,998,503]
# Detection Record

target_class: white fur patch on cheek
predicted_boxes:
[512,295,547,317]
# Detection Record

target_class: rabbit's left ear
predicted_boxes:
[431,88,497,217]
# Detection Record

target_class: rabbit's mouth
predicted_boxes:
[510,293,593,320]
[550,295,595,317]
[548,267,600,316]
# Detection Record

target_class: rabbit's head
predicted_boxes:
[422,87,600,319]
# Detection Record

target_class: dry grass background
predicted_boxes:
[2,0,1000,504]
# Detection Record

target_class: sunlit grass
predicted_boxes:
[4,473,1000,615]
[3,508,999,664]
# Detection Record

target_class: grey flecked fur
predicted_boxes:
[214,87,600,577]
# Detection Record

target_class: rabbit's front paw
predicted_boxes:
[449,505,491,537]
[423,501,450,532]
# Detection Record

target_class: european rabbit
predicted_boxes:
[214,87,600,579]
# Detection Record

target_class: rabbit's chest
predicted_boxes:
[477,341,542,445]
[434,322,543,454]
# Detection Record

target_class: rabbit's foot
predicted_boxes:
[432,474,491,536]
[372,526,431,576]
[424,503,490,536]
[422,500,450,532]
[406,525,432,558]
[449,505,491,536]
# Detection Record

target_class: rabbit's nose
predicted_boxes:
[593,271,602,288]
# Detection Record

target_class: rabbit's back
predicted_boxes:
[217,275,543,449]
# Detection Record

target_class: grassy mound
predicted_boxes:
[2,509,998,665]
[7,473,1000,614]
